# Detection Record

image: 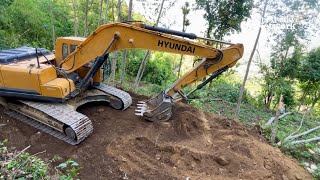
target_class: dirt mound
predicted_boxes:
[0,93,312,179]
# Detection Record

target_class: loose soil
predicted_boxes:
[0,93,312,180]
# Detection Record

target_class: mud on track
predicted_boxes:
[0,93,312,179]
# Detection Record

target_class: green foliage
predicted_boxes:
[57,159,80,180]
[296,47,320,110]
[0,140,81,179]
[0,0,73,50]
[121,79,166,97]
[2,150,48,179]
[124,51,176,86]
[144,52,176,85]
[195,0,253,39]
[186,78,272,125]
[260,30,302,110]
[314,164,320,179]
[272,79,296,108]
[0,139,8,154]
[299,47,320,84]
[124,50,149,77]
[208,78,242,103]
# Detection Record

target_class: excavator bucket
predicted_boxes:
[135,91,174,122]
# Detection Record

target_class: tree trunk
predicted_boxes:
[298,91,307,111]
[265,112,292,126]
[111,0,115,22]
[73,0,78,36]
[271,94,283,143]
[265,91,273,110]
[177,3,188,79]
[128,0,133,21]
[291,136,320,145]
[235,27,262,119]
[117,0,122,22]
[110,0,117,83]
[285,125,320,144]
[309,95,319,113]
[98,0,103,27]
[134,0,165,88]
[50,1,55,49]
[120,0,133,84]
[177,55,183,78]
[235,0,268,120]
[104,0,109,24]
[84,0,89,37]
[111,53,117,84]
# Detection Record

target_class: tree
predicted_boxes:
[0,0,73,50]
[260,38,303,111]
[235,0,267,119]
[98,0,103,26]
[256,0,319,111]
[50,0,55,49]
[104,0,109,24]
[127,0,133,21]
[110,0,117,84]
[195,0,253,42]
[271,95,283,143]
[73,0,78,36]
[120,0,133,84]
[84,0,89,37]
[134,0,165,88]
[298,48,320,112]
[177,2,190,78]
[117,0,122,22]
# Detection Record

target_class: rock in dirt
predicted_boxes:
[155,153,161,160]
[97,108,105,112]
[282,174,289,180]
[215,155,230,166]
[295,174,302,180]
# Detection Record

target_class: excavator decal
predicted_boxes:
[157,40,196,53]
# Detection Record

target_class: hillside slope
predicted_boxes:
[0,93,312,179]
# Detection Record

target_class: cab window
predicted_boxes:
[62,43,68,59]
[70,44,78,53]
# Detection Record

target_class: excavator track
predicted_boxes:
[93,84,132,110]
[4,85,132,145]
[6,110,85,145]
[7,100,93,145]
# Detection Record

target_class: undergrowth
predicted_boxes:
[0,140,80,180]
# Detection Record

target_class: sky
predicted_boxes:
[128,0,320,77]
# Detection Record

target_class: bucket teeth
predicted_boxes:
[135,108,145,112]
[135,101,147,116]
[135,91,173,122]
[135,112,143,116]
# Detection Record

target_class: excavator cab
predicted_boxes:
[54,37,85,65]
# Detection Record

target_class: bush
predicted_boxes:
[0,140,80,179]
[209,78,242,103]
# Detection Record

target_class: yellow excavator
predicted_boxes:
[0,22,243,144]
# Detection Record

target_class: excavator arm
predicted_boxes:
[58,22,243,121]
[135,42,243,122]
